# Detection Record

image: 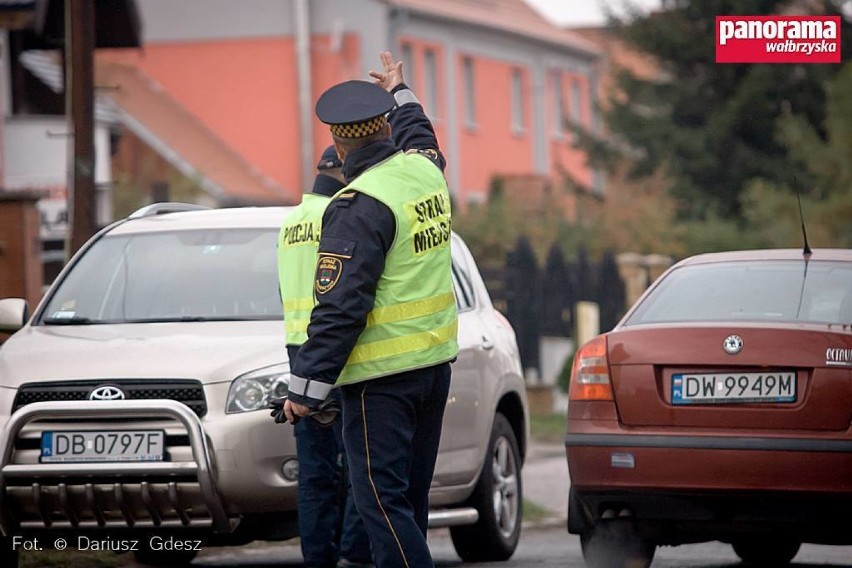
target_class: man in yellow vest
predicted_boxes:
[276,146,372,568]
[282,51,458,568]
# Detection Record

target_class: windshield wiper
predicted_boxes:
[122,316,238,323]
[42,316,99,325]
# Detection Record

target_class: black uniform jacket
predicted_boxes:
[288,85,446,408]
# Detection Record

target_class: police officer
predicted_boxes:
[283,51,458,568]
[276,147,372,568]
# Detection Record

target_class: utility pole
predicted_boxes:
[65,0,96,258]
[293,0,313,193]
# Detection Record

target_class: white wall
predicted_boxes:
[4,117,113,239]
[138,0,294,43]
[5,117,70,189]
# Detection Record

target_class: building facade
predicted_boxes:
[103,0,600,205]
[1,0,600,249]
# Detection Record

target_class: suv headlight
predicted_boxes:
[226,363,290,414]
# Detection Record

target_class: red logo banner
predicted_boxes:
[716,16,841,64]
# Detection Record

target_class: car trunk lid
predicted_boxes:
[607,325,852,431]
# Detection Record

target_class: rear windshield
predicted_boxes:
[39,229,282,324]
[625,260,852,326]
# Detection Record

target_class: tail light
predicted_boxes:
[568,335,613,401]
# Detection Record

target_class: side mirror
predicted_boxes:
[0,298,30,333]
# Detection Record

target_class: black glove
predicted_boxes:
[311,397,341,426]
[268,395,341,426]
[268,396,295,424]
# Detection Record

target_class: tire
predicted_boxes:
[732,537,800,566]
[450,413,522,562]
[580,519,655,568]
[133,547,199,567]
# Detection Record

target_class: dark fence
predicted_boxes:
[479,238,627,376]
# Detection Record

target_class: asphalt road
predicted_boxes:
[185,441,852,568]
[190,526,852,567]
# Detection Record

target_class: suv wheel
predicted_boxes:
[134,547,199,567]
[450,413,522,562]
[732,537,800,566]
[580,519,655,568]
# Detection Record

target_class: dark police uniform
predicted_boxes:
[277,146,372,568]
[287,80,457,568]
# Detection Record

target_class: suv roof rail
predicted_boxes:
[127,202,211,220]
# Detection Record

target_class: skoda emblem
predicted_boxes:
[723,335,744,355]
[88,385,126,401]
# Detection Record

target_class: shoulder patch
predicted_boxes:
[315,255,343,294]
[330,191,357,209]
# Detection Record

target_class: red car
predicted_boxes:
[565,248,852,568]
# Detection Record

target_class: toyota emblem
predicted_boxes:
[88,385,126,401]
[723,335,744,355]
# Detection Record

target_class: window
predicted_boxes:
[463,56,476,127]
[553,72,566,137]
[424,48,439,119]
[511,68,524,133]
[40,229,282,323]
[451,262,476,312]
[570,80,582,125]
[451,237,477,312]
[401,43,415,92]
[625,261,852,326]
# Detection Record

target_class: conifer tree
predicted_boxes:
[597,0,851,220]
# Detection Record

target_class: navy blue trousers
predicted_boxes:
[295,390,372,567]
[340,363,451,568]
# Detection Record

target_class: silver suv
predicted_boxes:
[0,204,529,567]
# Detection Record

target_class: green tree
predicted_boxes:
[453,176,574,265]
[740,61,852,248]
[598,0,852,220]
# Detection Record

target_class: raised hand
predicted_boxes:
[369,50,405,92]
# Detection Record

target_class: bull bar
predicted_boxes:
[0,400,230,536]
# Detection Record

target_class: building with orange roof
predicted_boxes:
[3,0,601,252]
[99,0,601,205]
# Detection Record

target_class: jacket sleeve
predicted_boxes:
[388,83,446,172]
[287,192,395,408]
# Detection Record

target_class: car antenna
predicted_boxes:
[795,178,811,257]
[794,177,810,319]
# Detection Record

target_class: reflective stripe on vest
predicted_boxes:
[277,193,329,346]
[334,151,459,385]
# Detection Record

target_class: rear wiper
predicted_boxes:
[43,316,99,325]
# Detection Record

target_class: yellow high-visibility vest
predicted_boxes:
[277,193,328,346]
[333,151,459,385]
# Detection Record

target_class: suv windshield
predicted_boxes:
[40,229,282,324]
[625,260,852,326]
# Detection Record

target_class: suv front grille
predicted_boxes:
[13,379,207,417]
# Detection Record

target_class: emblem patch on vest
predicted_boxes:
[316,256,343,294]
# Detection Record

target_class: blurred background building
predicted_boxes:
[0,0,605,290]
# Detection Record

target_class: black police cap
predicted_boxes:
[316,80,395,139]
